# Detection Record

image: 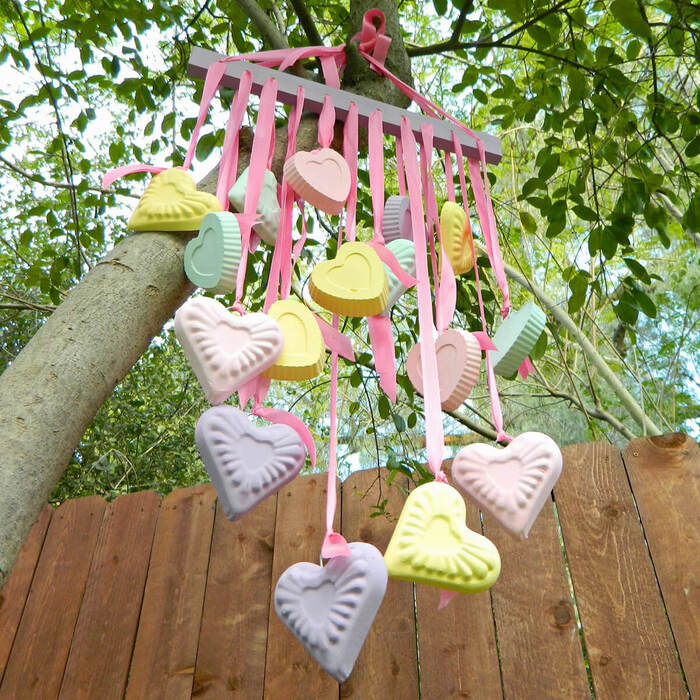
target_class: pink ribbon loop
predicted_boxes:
[472,331,498,352]
[314,314,355,362]
[351,9,392,69]
[518,356,535,380]
[367,315,397,402]
[102,164,172,190]
[367,242,418,288]
[253,404,317,466]
[321,532,351,559]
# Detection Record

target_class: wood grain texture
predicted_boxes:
[416,462,502,700]
[263,473,339,699]
[622,433,699,697]
[484,500,590,700]
[555,442,686,700]
[339,468,418,699]
[126,484,217,699]
[0,504,51,679]
[193,493,277,698]
[0,496,106,698]
[58,490,161,699]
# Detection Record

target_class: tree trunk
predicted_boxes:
[0,0,412,588]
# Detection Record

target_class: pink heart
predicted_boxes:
[452,432,563,539]
[405,329,481,411]
[283,148,351,215]
[174,297,283,405]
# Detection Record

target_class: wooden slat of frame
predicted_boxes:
[622,433,699,697]
[0,496,106,698]
[340,468,419,698]
[193,493,277,697]
[263,473,339,699]
[0,505,52,679]
[555,442,686,699]
[187,47,503,164]
[125,484,217,699]
[484,500,590,699]
[416,461,503,700]
[58,490,161,699]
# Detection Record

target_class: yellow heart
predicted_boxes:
[263,299,325,381]
[128,169,222,232]
[439,202,473,275]
[309,242,388,317]
[384,481,501,593]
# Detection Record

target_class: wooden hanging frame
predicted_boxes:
[187,46,502,164]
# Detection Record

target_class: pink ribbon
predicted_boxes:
[315,314,355,362]
[351,9,392,70]
[518,356,535,380]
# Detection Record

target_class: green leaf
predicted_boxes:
[538,152,560,180]
[623,258,651,285]
[349,369,362,388]
[393,413,406,432]
[573,204,598,222]
[633,289,657,318]
[526,25,552,47]
[433,0,447,15]
[530,330,547,361]
[377,394,390,419]
[610,0,651,39]
[686,135,700,158]
[519,210,537,233]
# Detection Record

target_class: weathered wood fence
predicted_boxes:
[0,434,697,699]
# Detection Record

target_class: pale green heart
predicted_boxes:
[380,239,416,317]
[491,301,546,377]
[184,212,241,295]
[228,167,280,245]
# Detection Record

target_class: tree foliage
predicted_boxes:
[1,0,698,501]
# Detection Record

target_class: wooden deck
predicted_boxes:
[0,434,697,699]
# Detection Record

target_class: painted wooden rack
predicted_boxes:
[0,434,697,698]
[187,46,503,164]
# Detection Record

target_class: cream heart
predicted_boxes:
[405,329,481,410]
[283,148,351,215]
[195,405,305,520]
[174,297,283,405]
[384,481,501,593]
[452,432,563,539]
[274,542,387,682]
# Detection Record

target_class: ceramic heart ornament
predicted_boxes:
[380,239,416,317]
[283,148,351,215]
[228,167,281,245]
[195,405,306,520]
[382,195,413,242]
[263,299,325,381]
[491,301,546,377]
[384,481,500,593]
[274,542,387,682]
[406,329,481,410]
[128,168,221,232]
[452,432,563,539]
[174,297,283,404]
[439,201,473,275]
[184,212,241,294]
[310,242,389,317]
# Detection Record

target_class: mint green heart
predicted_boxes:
[491,301,546,377]
[380,239,416,317]
[184,212,241,293]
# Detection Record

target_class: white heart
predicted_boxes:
[174,296,283,405]
[274,542,387,682]
[195,405,305,519]
[452,432,562,539]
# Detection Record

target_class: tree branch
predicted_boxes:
[233,0,290,49]
[288,0,324,46]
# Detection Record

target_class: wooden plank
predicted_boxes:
[484,500,590,699]
[415,461,502,700]
[555,441,686,699]
[0,505,52,678]
[340,468,419,698]
[0,495,106,698]
[58,490,161,699]
[187,47,503,164]
[193,492,277,697]
[126,484,217,699]
[263,473,339,699]
[622,433,699,697]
